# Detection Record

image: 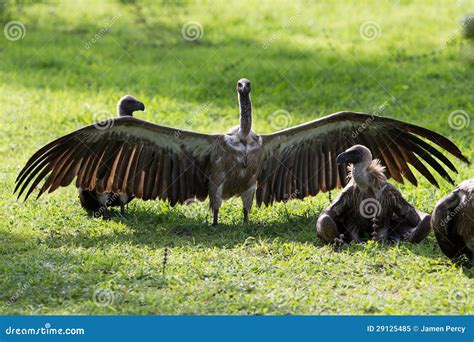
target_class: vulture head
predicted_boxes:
[336,144,372,166]
[117,95,145,117]
[337,145,386,189]
[236,78,251,95]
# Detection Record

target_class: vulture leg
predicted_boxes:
[209,183,224,226]
[346,223,361,243]
[406,212,432,243]
[317,188,353,244]
[389,196,431,244]
[243,209,249,223]
[97,192,111,220]
[316,213,345,245]
[119,194,129,216]
[372,215,390,243]
[212,209,219,226]
[241,185,255,224]
[102,207,111,220]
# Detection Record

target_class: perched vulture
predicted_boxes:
[78,95,144,218]
[15,79,469,225]
[316,145,432,244]
[432,179,473,266]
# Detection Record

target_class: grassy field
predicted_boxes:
[0,0,473,315]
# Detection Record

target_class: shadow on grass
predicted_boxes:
[38,205,318,250]
[30,203,458,266]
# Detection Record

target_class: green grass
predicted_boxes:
[0,0,473,315]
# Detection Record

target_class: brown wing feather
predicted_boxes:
[381,138,417,185]
[319,144,327,193]
[151,153,165,199]
[139,148,154,200]
[112,144,133,192]
[369,133,404,183]
[302,146,309,197]
[131,145,149,196]
[296,147,304,198]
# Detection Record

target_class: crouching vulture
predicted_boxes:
[14,79,469,225]
[431,179,473,266]
[78,95,144,218]
[316,145,432,244]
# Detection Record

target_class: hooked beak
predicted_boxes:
[336,150,362,164]
[138,102,145,112]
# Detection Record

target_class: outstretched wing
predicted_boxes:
[257,112,469,206]
[15,116,221,205]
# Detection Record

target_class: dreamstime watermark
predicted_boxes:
[2,280,33,308]
[92,288,115,307]
[283,189,301,201]
[181,21,203,42]
[263,14,300,49]
[193,100,212,115]
[449,289,469,303]
[83,13,122,49]
[438,15,474,51]
[359,21,381,41]
[174,100,212,138]
[439,191,473,227]
[448,110,470,130]
[92,109,114,130]
[268,109,292,131]
[93,193,121,218]
[359,198,382,219]
[351,99,391,139]
[4,20,26,41]
[5,323,85,336]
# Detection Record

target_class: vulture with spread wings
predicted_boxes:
[15,79,469,225]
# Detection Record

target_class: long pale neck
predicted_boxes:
[351,162,371,189]
[238,93,252,138]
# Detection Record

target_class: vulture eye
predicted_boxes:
[238,83,242,88]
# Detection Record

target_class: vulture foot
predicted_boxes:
[101,209,111,220]
[333,234,345,246]
[372,229,389,244]
[243,209,249,224]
